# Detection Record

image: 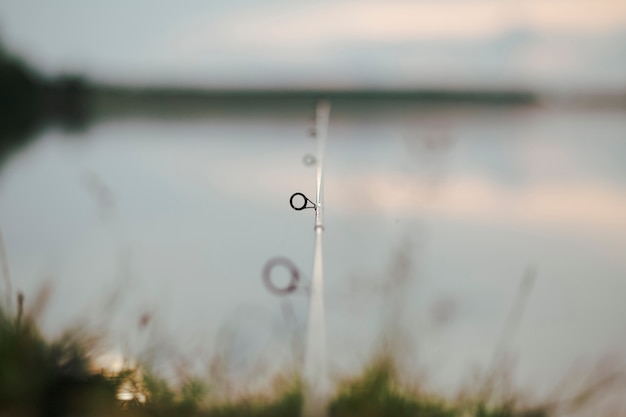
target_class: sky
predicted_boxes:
[1,0,626,90]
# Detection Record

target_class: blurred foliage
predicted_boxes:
[0,303,118,416]
[0,299,558,417]
[329,353,455,417]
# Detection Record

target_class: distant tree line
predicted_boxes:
[0,40,90,164]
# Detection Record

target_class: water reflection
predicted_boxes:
[1,74,625,407]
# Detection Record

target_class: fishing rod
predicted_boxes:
[262,100,331,417]
[301,100,331,417]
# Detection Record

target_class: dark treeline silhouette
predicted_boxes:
[4,31,626,169]
[0,35,556,170]
[0,41,89,168]
[98,85,537,104]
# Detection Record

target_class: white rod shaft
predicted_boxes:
[303,100,331,417]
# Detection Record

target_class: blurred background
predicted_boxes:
[1,0,625,414]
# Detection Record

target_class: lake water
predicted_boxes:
[1,98,625,399]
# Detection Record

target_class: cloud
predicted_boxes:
[161,0,626,88]
[175,0,626,54]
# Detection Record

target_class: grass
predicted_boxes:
[0,295,561,417]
